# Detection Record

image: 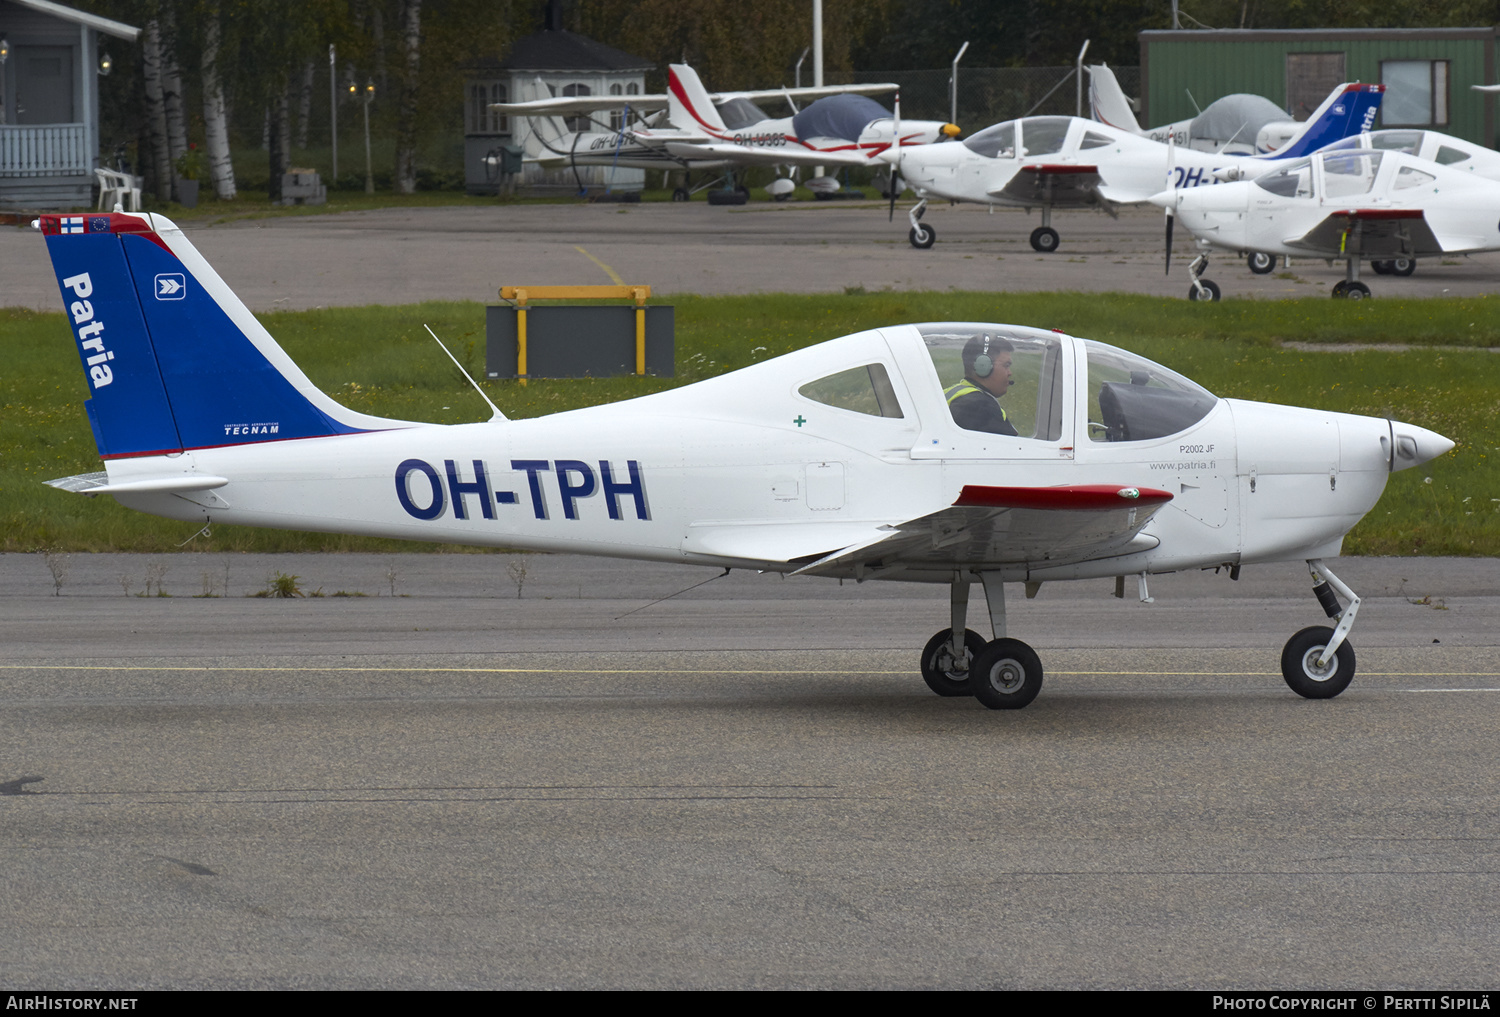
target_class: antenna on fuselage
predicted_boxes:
[424,324,506,422]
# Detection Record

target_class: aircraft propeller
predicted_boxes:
[886,93,902,222]
[1163,134,1176,275]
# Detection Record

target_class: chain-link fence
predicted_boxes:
[830,66,1142,132]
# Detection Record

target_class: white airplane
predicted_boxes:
[492,63,959,200]
[886,83,1383,252]
[34,211,1453,707]
[1089,63,1306,156]
[1150,147,1500,300]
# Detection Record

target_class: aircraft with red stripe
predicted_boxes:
[493,63,958,199]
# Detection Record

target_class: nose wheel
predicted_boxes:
[1187,253,1221,301]
[1280,560,1362,699]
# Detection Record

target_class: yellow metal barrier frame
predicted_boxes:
[500,285,652,386]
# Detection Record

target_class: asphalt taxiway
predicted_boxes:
[6,201,1499,311]
[3,552,1498,988]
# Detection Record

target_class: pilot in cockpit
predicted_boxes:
[944,334,1018,435]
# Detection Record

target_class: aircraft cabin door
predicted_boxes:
[900,325,1076,472]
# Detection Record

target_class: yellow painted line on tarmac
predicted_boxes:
[574,246,624,285]
[3,664,1499,679]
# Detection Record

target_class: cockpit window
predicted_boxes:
[1079,130,1114,150]
[1321,150,1383,198]
[715,98,769,130]
[1435,145,1471,165]
[798,364,904,418]
[1085,341,1217,443]
[963,122,1016,159]
[1394,165,1436,191]
[1254,158,1314,198]
[1019,117,1070,157]
[1369,131,1424,154]
[918,325,1064,440]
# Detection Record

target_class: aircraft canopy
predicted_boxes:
[1190,94,1289,145]
[792,94,890,141]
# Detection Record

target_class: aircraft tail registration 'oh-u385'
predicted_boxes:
[36,213,1452,708]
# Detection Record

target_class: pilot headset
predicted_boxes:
[973,335,995,378]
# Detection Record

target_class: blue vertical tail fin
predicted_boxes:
[38,212,407,459]
[1266,83,1385,160]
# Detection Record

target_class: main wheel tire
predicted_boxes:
[971,638,1044,710]
[1371,260,1392,275]
[1331,280,1349,298]
[909,224,937,249]
[1345,281,1371,300]
[735,185,750,198]
[1281,626,1356,699]
[920,628,987,697]
[1247,251,1276,274]
[672,188,689,202]
[1391,257,1416,277]
[1188,279,1222,302]
[1029,226,1060,253]
[707,189,748,205]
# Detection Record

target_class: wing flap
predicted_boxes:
[792,484,1172,577]
[1287,208,1444,256]
[988,165,1102,202]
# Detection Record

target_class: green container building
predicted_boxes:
[1140,28,1496,148]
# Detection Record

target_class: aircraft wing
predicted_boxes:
[786,484,1172,578]
[1285,208,1445,257]
[988,164,1102,204]
[718,83,898,101]
[491,94,671,116]
[491,83,897,118]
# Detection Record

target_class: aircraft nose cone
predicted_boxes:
[1147,189,1175,209]
[1389,422,1456,470]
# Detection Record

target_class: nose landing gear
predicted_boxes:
[1281,560,1362,699]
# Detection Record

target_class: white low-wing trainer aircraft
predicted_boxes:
[887,83,1383,252]
[35,212,1453,708]
[492,63,959,199]
[1151,147,1500,300]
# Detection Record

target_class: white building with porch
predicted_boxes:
[0,0,138,209]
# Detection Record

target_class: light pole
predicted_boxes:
[1,35,9,125]
[329,44,337,179]
[351,78,374,194]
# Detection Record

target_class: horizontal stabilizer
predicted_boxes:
[46,471,228,496]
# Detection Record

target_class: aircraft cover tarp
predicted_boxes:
[1190,94,1288,144]
[792,94,890,141]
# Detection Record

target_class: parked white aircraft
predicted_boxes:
[1088,63,1305,155]
[1151,147,1500,300]
[35,212,1452,707]
[492,63,959,200]
[888,84,1383,251]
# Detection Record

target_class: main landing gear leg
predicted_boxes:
[920,575,983,696]
[1331,259,1371,300]
[1280,559,1362,699]
[972,573,1044,710]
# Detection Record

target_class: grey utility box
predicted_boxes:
[486,305,674,379]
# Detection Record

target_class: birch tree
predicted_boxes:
[393,0,422,194]
[200,7,237,200]
[159,6,188,200]
[141,19,173,201]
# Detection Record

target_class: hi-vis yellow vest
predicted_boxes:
[944,380,1009,421]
